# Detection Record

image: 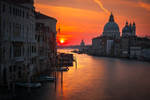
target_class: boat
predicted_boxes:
[16,82,42,88]
[56,67,69,71]
[37,76,56,82]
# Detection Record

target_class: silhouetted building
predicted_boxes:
[91,36,103,55]
[0,0,58,88]
[0,0,37,87]
[90,12,150,60]
[80,40,85,47]
[35,12,57,73]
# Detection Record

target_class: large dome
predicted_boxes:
[104,22,119,32]
[103,13,120,38]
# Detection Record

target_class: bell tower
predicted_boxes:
[132,22,136,36]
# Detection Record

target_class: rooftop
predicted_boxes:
[35,12,57,21]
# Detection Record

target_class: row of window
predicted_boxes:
[13,45,22,57]
[2,19,35,37]
[0,44,36,60]
[13,44,37,57]
[2,3,32,19]
[35,34,47,42]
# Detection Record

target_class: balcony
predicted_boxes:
[32,53,38,57]
[13,57,25,62]
[11,36,25,42]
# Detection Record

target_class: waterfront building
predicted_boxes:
[120,37,129,57]
[0,0,37,87]
[114,39,121,57]
[141,49,150,60]
[91,36,103,55]
[90,13,146,58]
[35,12,57,73]
[80,40,85,47]
[106,40,114,56]
[79,40,85,52]
[35,22,49,73]
[130,47,141,59]
[91,13,121,56]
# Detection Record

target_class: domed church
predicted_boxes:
[103,13,120,39]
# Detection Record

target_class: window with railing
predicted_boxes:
[13,44,22,57]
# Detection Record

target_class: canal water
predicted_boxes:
[12,49,150,100]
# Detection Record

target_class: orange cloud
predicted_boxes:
[93,0,109,14]
[138,2,150,11]
[34,3,108,34]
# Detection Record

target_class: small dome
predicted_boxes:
[122,25,130,33]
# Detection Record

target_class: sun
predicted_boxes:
[60,38,65,44]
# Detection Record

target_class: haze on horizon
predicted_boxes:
[35,0,150,46]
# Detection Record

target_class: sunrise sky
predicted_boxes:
[34,0,150,45]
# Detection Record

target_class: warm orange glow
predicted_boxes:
[138,2,150,11]
[35,0,150,45]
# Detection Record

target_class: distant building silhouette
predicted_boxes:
[0,0,36,87]
[89,12,150,60]
[80,40,85,47]
[79,40,85,52]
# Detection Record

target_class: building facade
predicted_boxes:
[91,13,120,56]
[90,13,150,59]
[0,0,58,88]
[0,0,37,87]
[91,12,150,60]
[35,12,57,73]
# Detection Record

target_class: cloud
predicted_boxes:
[93,0,109,14]
[122,0,150,12]
[140,0,150,4]
[138,2,150,11]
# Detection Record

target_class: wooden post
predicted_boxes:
[61,71,63,95]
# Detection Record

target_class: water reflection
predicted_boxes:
[14,49,150,100]
[55,49,150,100]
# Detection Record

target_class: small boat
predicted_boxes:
[16,82,42,88]
[37,76,56,82]
[71,50,79,53]
[56,67,69,71]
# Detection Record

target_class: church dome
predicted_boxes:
[102,13,120,38]
[122,22,130,33]
[103,13,120,32]
[104,22,119,32]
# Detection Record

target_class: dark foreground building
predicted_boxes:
[0,0,57,89]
